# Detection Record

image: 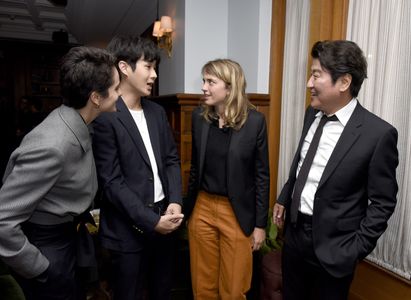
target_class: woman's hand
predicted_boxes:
[251,227,266,251]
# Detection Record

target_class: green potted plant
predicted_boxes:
[259,210,283,300]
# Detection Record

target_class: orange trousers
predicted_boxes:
[188,191,252,300]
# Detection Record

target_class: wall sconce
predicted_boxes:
[152,16,173,58]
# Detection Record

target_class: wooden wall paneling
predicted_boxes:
[177,94,199,195]
[306,0,350,106]
[249,93,270,126]
[349,261,411,300]
[268,0,286,206]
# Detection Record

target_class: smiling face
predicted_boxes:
[126,57,157,97]
[201,73,230,112]
[307,58,350,115]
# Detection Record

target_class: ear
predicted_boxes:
[226,84,231,95]
[339,74,352,93]
[89,91,101,109]
[118,60,129,77]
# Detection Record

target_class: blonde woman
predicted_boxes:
[185,59,270,299]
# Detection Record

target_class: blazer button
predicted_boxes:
[148,177,153,181]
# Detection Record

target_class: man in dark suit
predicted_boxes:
[92,36,184,300]
[273,40,398,300]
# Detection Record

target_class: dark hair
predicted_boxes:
[311,40,367,97]
[107,36,160,71]
[60,46,116,109]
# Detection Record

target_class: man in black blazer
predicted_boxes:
[274,40,398,300]
[92,36,184,300]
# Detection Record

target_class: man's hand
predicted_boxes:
[273,203,285,228]
[251,227,266,251]
[154,213,184,235]
[165,203,182,224]
[165,203,182,215]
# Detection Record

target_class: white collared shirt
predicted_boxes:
[129,109,165,203]
[296,99,358,215]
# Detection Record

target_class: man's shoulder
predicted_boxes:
[359,105,397,132]
[93,110,118,126]
[142,98,165,112]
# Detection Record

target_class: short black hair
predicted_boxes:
[107,36,160,71]
[60,46,116,109]
[311,40,367,97]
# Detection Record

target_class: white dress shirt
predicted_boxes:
[129,109,165,203]
[296,99,358,215]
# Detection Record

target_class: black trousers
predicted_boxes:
[16,222,78,300]
[107,201,176,300]
[282,213,354,300]
[107,233,176,300]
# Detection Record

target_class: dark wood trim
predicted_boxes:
[306,0,350,106]
[268,0,286,206]
[349,260,411,300]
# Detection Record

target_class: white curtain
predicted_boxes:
[346,0,411,279]
[277,0,311,192]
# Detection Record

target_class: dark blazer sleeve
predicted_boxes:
[92,114,160,233]
[253,113,270,229]
[158,106,183,205]
[356,125,398,258]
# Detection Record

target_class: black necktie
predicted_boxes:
[290,114,338,224]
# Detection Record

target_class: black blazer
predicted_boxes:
[277,103,398,278]
[92,97,182,252]
[184,106,270,236]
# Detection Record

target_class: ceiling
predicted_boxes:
[0,0,157,44]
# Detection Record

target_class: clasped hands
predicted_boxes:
[154,203,184,235]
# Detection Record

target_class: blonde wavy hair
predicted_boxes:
[201,59,255,130]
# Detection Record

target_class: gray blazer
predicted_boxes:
[0,105,97,278]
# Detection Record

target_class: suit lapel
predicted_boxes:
[317,103,364,189]
[289,109,318,180]
[116,98,151,167]
[143,99,163,170]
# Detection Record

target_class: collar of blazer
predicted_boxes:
[316,103,364,190]
[114,97,163,169]
[58,104,91,153]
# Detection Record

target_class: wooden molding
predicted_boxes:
[306,0,350,106]
[349,260,411,300]
[268,0,286,206]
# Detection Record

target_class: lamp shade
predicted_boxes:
[160,16,173,32]
[152,20,163,37]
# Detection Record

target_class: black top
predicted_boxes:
[201,119,231,196]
